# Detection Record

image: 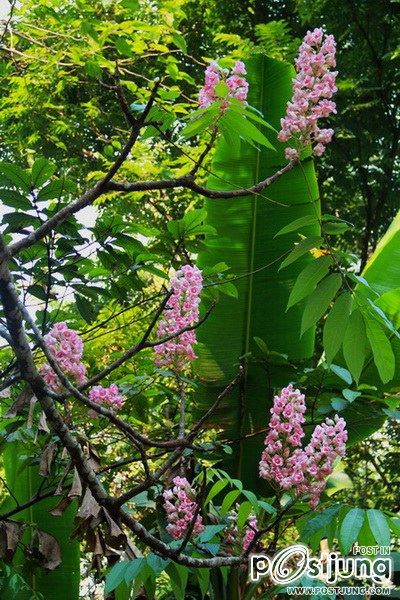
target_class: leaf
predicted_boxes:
[196,568,210,599]
[367,509,391,547]
[365,317,395,383]
[37,530,62,570]
[105,561,129,594]
[279,236,324,270]
[171,32,187,53]
[166,562,188,600]
[324,222,351,234]
[85,60,102,78]
[220,110,276,149]
[75,294,96,323]
[31,158,56,188]
[39,442,56,478]
[323,292,352,363]
[376,289,400,329]
[237,501,253,529]
[195,55,320,492]
[115,37,133,56]
[220,489,241,515]
[146,553,169,575]
[300,504,341,542]
[218,281,238,298]
[198,524,226,543]
[287,256,332,309]
[301,273,342,335]
[121,0,139,9]
[0,521,23,563]
[330,364,353,385]
[389,517,400,537]
[342,389,361,402]
[0,189,31,210]
[205,478,229,504]
[343,309,367,382]
[325,471,353,496]
[275,215,319,237]
[37,178,74,201]
[214,81,229,98]
[0,162,31,192]
[253,336,268,354]
[331,397,349,411]
[124,558,144,583]
[181,106,219,138]
[339,508,365,554]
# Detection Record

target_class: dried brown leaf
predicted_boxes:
[38,411,50,433]
[49,495,72,517]
[103,509,126,549]
[77,488,101,521]
[39,442,56,477]
[0,520,23,562]
[27,395,37,428]
[37,530,61,570]
[68,468,82,499]
[3,387,33,419]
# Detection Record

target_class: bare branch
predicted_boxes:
[8,160,295,257]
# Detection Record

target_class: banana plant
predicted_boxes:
[195,55,321,492]
[1,438,80,600]
[349,209,400,387]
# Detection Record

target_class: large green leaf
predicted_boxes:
[195,56,320,491]
[354,210,400,388]
[361,210,400,296]
[1,434,80,600]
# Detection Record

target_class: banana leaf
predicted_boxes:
[1,430,80,600]
[356,209,400,388]
[360,209,400,296]
[194,55,320,491]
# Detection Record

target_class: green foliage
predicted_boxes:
[0,2,398,599]
[299,503,394,554]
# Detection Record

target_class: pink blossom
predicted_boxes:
[233,60,247,75]
[259,384,306,482]
[278,28,337,159]
[259,385,347,509]
[162,476,204,540]
[242,515,258,552]
[154,265,202,369]
[199,60,249,108]
[88,384,124,410]
[40,322,86,391]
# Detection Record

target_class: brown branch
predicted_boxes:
[8,160,296,257]
[107,159,296,199]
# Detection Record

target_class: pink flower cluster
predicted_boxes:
[41,322,124,410]
[154,265,202,369]
[199,60,249,108]
[88,384,124,409]
[278,28,337,160]
[163,476,204,540]
[40,322,86,391]
[291,416,347,508]
[259,384,347,509]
